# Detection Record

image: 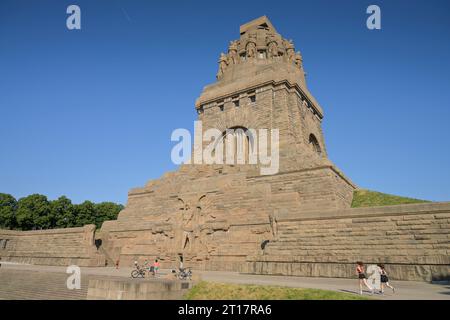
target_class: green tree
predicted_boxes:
[16,194,51,230]
[2,192,123,231]
[50,196,76,228]
[74,200,96,226]
[94,202,124,228]
[0,193,17,229]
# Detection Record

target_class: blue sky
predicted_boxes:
[1,0,449,204]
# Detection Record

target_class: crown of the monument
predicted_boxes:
[216,16,305,81]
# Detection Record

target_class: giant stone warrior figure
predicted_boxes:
[227,40,239,65]
[216,53,228,79]
[246,41,257,59]
[267,41,278,59]
[284,39,295,62]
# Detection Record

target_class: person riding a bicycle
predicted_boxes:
[131,260,147,278]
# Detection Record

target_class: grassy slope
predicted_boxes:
[184,282,370,300]
[351,189,430,208]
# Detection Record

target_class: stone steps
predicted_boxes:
[0,269,88,300]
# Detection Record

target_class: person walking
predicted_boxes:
[153,259,160,276]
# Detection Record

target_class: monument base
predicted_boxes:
[87,277,197,300]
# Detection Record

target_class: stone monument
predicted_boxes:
[98,16,356,270]
[2,16,448,281]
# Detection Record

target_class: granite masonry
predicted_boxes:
[0,225,105,267]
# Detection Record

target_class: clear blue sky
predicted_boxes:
[1,0,449,204]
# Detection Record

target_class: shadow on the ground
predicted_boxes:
[431,280,450,296]
[339,289,387,298]
[338,289,377,296]
[438,286,450,295]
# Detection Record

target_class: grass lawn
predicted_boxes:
[184,281,371,300]
[351,189,429,208]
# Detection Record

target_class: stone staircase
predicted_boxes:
[0,269,88,300]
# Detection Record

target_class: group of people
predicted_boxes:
[356,261,395,295]
[131,257,189,280]
[132,259,161,276]
[124,257,395,295]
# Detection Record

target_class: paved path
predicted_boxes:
[198,271,450,300]
[1,263,449,300]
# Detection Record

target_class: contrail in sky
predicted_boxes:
[116,0,132,22]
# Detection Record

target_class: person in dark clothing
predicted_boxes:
[378,264,395,294]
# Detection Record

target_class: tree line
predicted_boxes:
[0,193,124,231]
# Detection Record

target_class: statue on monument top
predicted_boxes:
[246,35,257,59]
[266,34,279,59]
[217,53,229,79]
[227,40,239,65]
[284,39,295,62]
[267,41,279,59]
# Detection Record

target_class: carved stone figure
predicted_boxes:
[228,40,239,65]
[269,213,278,239]
[246,41,257,59]
[178,194,219,257]
[285,39,295,62]
[217,53,229,79]
[267,41,278,59]
[179,198,195,251]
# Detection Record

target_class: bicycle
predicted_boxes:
[177,267,192,281]
[131,262,147,278]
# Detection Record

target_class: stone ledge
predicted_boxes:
[246,254,450,265]
[0,225,94,236]
[276,202,450,222]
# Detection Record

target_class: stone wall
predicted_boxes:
[244,202,450,282]
[0,225,105,267]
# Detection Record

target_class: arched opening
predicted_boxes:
[309,134,322,156]
[219,126,255,164]
[94,239,102,250]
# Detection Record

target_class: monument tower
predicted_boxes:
[99,16,355,270]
